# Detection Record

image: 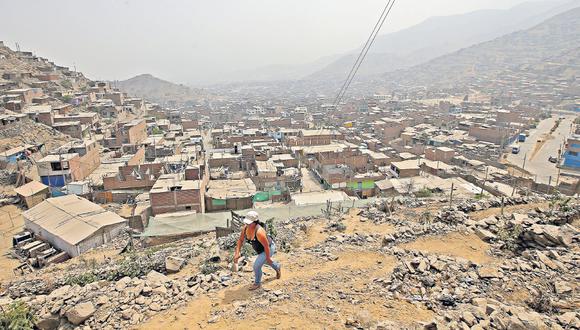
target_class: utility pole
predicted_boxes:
[449,182,454,208]
[481,166,488,195]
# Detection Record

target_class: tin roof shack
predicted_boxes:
[22,195,127,257]
[205,179,256,212]
[150,174,202,215]
[0,144,35,164]
[14,181,49,208]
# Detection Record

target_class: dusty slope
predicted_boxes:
[2,197,578,329]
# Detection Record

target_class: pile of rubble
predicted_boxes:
[378,246,578,329]
[6,237,207,298]
[467,208,579,250]
[2,236,242,329]
[16,270,209,329]
[0,119,70,152]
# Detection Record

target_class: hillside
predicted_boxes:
[0,43,91,91]
[2,196,578,328]
[306,0,580,81]
[381,6,580,89]
[115,74,201,105]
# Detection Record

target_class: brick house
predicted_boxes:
[103,163,165,191]
[150,174,202,215]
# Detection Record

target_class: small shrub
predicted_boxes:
[65,272,98,286]
[60,79,73,89]
[415,188,432,198]
[474,193,486,200]
[0,301,36,330]
[419,211,432,224]
[496,224,523,252]
[264,218,278,239]
[200,261,220,275]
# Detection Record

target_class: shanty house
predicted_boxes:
[23,195,127,257]
[14,181,49,208]
[205,179,256,212]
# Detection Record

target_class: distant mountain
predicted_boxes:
[381,6,580,88]
[115,74,200,104]
[214,54,342,84]
[306,0,580,81]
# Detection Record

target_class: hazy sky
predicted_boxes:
[0,0,558,84]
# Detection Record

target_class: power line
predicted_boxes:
[333,0,392,106]
[333,0,396,107]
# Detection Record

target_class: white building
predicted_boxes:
[23,195,127,257]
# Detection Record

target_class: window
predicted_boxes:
[170,186,182,191]
[50,161,70,171]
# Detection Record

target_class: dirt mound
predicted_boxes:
[0,119,71,152]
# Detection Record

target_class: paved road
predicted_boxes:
[506,114,576,184]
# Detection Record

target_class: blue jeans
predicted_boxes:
[253,243,280,284]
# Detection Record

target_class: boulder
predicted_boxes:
[166,256,186,273]
[146,270,169,286]
[475,228,496,242]
[554,281,572,295]
[36,315,60,330]
[65,302,96,325]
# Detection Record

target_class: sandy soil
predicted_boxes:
[0,205,24,282]
[400,232,494,265]
[469,202,549,221]
[140,248,432,330]
[139,213,433,330]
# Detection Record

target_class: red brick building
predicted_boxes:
[150,174,202,215]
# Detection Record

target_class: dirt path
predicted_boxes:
[140,214,430,329]
[141,248,432,330]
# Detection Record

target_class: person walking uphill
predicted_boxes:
[233,211,282,290]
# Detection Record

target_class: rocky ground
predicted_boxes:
[0,195,579,329]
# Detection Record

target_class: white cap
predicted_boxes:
[243,211,259,224]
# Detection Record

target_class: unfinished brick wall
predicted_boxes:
[103,163,164,191]
[150,189,202,215]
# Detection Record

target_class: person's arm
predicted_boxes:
[256,227,272,265]
[233,225,246,262]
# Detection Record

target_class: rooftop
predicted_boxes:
[150,174,201,193]
[23,195,126,246]
[205,179,257,199]
[14,181,48,197]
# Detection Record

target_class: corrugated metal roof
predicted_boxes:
[23,195,126,245]
[14,181,48,197]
